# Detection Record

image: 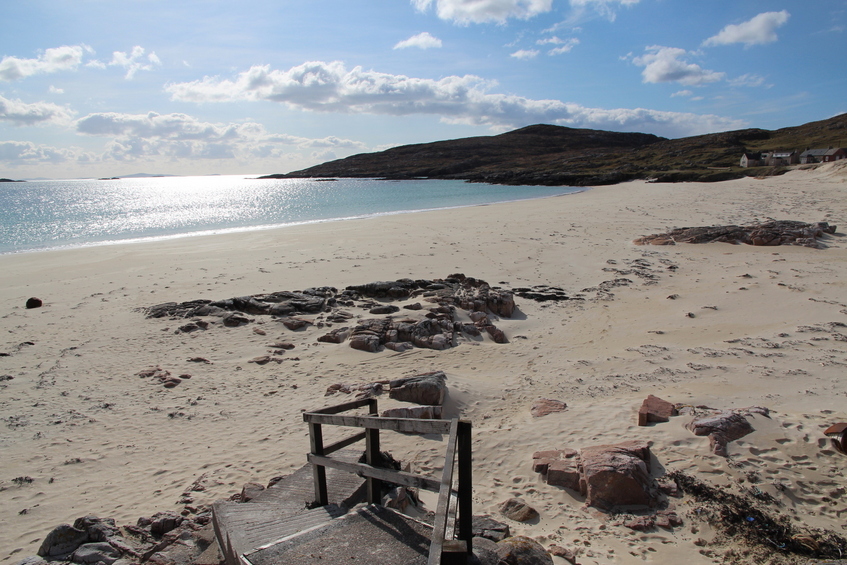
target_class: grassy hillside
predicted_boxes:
[268,114,847,186]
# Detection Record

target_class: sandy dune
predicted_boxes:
[2,162,846,564]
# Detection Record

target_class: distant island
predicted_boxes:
[0,178,25,183]
[261,113,847,186]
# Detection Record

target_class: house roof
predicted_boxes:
[800,148,832,157]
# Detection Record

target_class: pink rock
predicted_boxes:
[637,394,677,426]
[547,459,580,491]
[531,398,567,418]
[531,449,577,473]
[578,440,658,510]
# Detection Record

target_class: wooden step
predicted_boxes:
[243,504,433,565]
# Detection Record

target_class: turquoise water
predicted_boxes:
[0,175,581,254]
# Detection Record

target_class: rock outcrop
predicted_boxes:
[634,220,836,248]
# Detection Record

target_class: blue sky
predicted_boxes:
[1,0,845,179]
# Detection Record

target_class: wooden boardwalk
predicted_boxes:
[212,398,472,564]
[212,450,367,565]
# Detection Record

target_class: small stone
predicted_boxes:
[26,297,43,309]
[548,544,578,564]
[531,398,567,418]
[637,394,677,426]
[499,497,539,522]
[253,327,267,335]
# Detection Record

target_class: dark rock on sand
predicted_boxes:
[496,535,553,565]
[26,297,43,309]
[634,220,836,248]
[499,498,539,522]
[389,371,448,405]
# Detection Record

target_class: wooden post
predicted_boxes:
[365,399,382,503]
[457,420,472,556]
[309,422,328,506]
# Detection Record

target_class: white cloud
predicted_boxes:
[49,85,64,94]
[0,95,75,126]
[511,49,540,59]
[703,11,790,47]
[0,140,80,164]
[728,73,767,88]
[75,111,366,162]
[569,0,639,22]
[0,45,90,82]
[394,32,443,49]
[671,90,693,98]
[167,60,744,138]
[412,0,553,24]
[547,38,579,55]
[632,46,725,86]
[109,46,161,79]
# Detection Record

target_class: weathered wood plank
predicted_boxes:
[457,420,473,554]
[323,431,366,455]
[308,422,328,506]
[428,418,460,565]
[304,397,373,416]
[306,454,440,492]
[303,413,452,434]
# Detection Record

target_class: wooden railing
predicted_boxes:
[303,398,472,565]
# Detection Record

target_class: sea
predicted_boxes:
[0,175,582,255]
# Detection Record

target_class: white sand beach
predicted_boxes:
[2,162,847,564]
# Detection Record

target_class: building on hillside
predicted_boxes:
[800,147,847,164]
[764,150,799,166]
[740,152,763,167]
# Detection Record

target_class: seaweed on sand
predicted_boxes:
[668,470,847,561]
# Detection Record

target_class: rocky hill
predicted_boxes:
[266,114,847,186]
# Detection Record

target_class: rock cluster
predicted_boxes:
[17,511,216,565]
[532,440,660,511]
[634,220,836,248]
[143,274,515,353]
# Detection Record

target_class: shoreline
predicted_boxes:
[0,180,582,256]
[2,164,846,564]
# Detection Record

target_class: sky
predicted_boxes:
[1,0,845,179]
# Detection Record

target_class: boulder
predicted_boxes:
[531,398,567,418]
[389,371,447,405]
[317,327,351,344]
[71,542,120,564]
[149,511,183,536]
[349,334,381,352]
[37,524,89,558]
[496,535,553,565]
[637,394,677,426]
[499,498,538,522]
[578,440,658,510]
[471,516,511,542]
[685,411,754,456]
[73,516,118,543]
